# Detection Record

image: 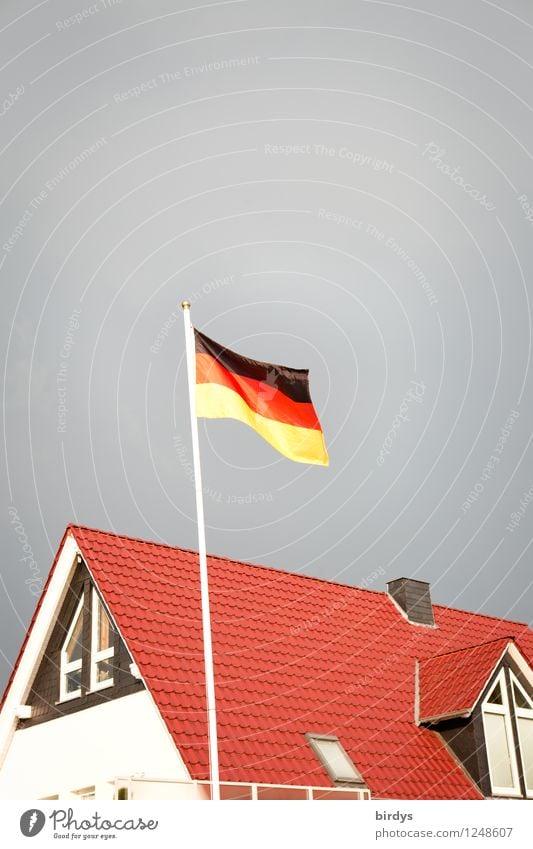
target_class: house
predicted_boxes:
[0,523,532,800]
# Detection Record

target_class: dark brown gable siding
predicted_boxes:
[19,560,143,729]
[437,715,482,788]
[431,672,495,799]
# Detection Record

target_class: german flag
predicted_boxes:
[194,330,329,466]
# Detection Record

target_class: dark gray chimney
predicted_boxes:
[387,578,435,626]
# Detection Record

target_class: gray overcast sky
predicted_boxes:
[1,0,533,691]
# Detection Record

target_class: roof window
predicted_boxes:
[306,734,364,785]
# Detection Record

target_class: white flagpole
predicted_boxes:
[181,300,221,802]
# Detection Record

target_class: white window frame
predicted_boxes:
[90,588,114,692]
[481,669,521,797]
[510,672,533,798]
[306,733,365,785]
[59,595,84,703]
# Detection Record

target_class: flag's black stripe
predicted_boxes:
[194,329,312,405]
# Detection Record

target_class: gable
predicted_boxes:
[20,558,143,729]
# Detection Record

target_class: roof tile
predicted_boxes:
[418,637,515,721]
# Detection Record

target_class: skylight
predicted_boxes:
[306,734,364,784]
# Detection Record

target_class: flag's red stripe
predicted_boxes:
[195,329,311,404]
[196,352,322,430]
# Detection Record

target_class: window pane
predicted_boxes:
[257,786,308,800]
[66,668,82,693]
[96,597,112,652]
[313,739,362,782]
[219,784,253,800]
[96,659,113,684]
[66,607,83,663]
[487,681,503,705]
[484,712,514,789]
[518,717,533,790]
[513,683,532,711]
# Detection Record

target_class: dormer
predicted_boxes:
[417,638,533,798]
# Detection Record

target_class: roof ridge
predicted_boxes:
[431,600,528,628]
[67,523,388,597]
[420,636,514,662]
[67,524,531,627]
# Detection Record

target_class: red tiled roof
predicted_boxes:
[418,638,513,723]
[4,524,533,800]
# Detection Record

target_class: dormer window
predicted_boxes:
[511,673,533,797]
[481,671,521,796]
[306,734,365,785]
[60,596,84,701]
[480,668,533,798]
[90,588,114,691]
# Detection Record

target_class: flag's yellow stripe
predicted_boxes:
[196,383,329,466]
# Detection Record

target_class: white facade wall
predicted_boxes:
[0,691,189,800]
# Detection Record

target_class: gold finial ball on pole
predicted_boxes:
[181,300,191,310]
